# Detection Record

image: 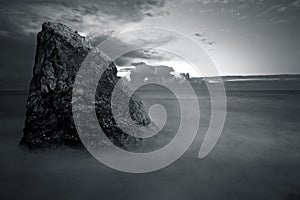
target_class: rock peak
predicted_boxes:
[42,21,72,32]
[40,21,92,50]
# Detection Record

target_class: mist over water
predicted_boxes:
[1,87,300,200]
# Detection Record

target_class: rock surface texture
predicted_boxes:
[20,22,152,149]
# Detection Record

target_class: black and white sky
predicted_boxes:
[0,0,300,89]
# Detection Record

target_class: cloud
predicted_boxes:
[207,41,216,45]
[0,0,166,39]
[219,28,232,33]
[0,30,9,38]
[112,32,177,67]
[194,32,216,46]
[269,17,288,24]
[192,0,300,29]
[0,0,169,89]
[116,28,176,47]
[114,48,175,67]
[118,67,135,73]
[259,4,283,16]
[144,10,170,17]
[194,32,206,38]
[291,0,300,8]
[277,6,286,12]
[256,1,300,24]
[129,62,176,83]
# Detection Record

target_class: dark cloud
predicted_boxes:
[194,32,205,38]
[0,0,167,89]
[115,49,163,66]
[194,32,216,46]
[208,41,216,45]
[0,0,166,39]
[114,48,176,67]
[144,10,169,17]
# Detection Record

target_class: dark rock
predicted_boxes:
[20,22,154,149]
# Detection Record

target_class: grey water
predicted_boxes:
[0,88,300,200]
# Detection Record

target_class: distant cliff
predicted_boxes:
[20,22,154,149]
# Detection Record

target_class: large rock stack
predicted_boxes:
[20,22,153,149]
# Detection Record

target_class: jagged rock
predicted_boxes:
[20,22,154,149]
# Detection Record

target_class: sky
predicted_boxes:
[0,0,300,89]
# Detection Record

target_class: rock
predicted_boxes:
[20,22,153,149]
